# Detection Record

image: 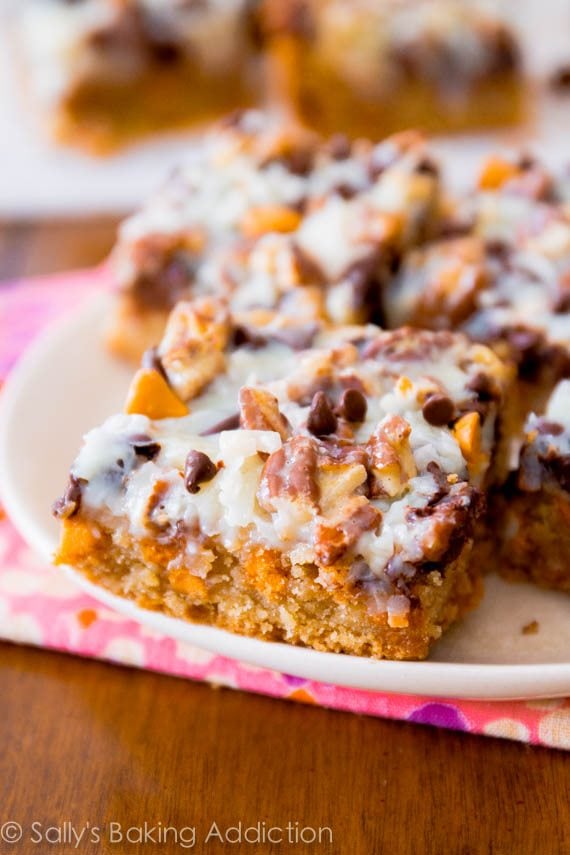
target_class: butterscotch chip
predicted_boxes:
[125,369,189,419]
[240,205,302,237]
[478,156,520,190]
[453,412,482,469]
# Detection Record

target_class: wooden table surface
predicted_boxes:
[1,220,569,855]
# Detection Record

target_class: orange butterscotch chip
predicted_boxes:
[168,569,208,599]
[242,547,286,597]
[453,412,482,469]
[478,156,519,190]
[55,519,101,565]
[240,205,301,238]
[125,369,188,419]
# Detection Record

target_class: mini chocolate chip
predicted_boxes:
[232,325,267,349]
[415,157,439,177]
[307,391,337,436]
[200,413,240,436]
[337,388,367,422]
[184,450,218,494]
[52,475,84,519]
[467,372,496,402]
[422,394,455,426]
[130,434,161,460]
[141,347,168,380]
[326,133,351,160]
[149,40,182,66]
[551,64,570,91]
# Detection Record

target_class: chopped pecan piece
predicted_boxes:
[315,498,381,566]
[158,298,231,401]
[239,387,289,440]
[258,436,319,511]
[367,415,417,497]
[317,460,369,516]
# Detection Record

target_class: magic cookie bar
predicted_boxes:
[262,0,523,139]
[15,0,260,151]
[107,112,442,360]
[54,302,513,660]
[490,381,570,592]
[387,159,570,438]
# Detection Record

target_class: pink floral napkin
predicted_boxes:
[1,268,569,750]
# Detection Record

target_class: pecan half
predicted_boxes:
[315,499,381,566]
[258,436,319,511]
[239,387,289,440]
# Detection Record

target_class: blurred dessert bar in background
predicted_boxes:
[489,381,570,593]
[14,0,261,151]
[106,111,442,360]
[13,0,525,151]
[262,0,524,138]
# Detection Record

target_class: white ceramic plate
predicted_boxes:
[1,294,569,699]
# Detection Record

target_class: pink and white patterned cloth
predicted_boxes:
[1,268,569,750]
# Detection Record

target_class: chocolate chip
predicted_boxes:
[232,325,267,350]
[200,413,240,436]
[52,475,84,520]
[550,64,570,92]
[545,454,570,492]
[149,40,182,66]
[141,347,168,380]
[326,133,351,160]
[422,394,455,426]
[307,392,337,437]
[415,157,439,177]
[344,250,385,323]
[184,450,217,494]
[130,434,161,460]
[337,388,367,423]
[467,372,497,402]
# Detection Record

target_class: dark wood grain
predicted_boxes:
[1,642,569,855]
[1,221,569,855]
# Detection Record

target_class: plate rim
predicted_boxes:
[1,294,569,700]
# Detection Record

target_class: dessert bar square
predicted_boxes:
[387,154,570,444]
[15,0,260,151]
[490,381,570,592]
[107,111,442,360]
[262,0,524,139]
[54,303,514,659]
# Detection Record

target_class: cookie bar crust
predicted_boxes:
[262,0,524,139]
[57,513,482,660]
[54,309,514,659]
[107,112,442,360]
[16,0,260,153]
